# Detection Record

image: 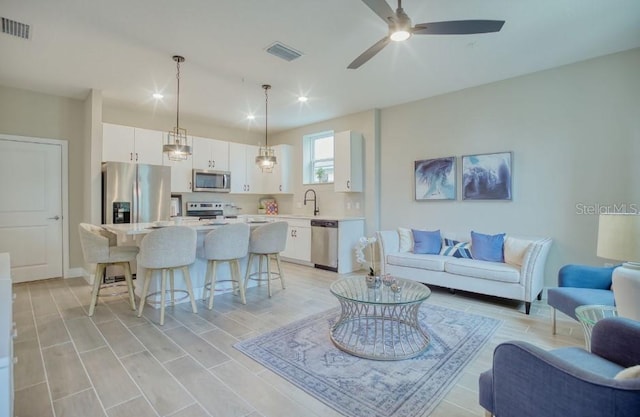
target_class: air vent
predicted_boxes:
[1,17,30,40]
[265,42,303,62]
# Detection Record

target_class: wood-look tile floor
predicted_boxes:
[12,263,584,417]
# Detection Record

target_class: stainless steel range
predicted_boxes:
[185,202,224,220]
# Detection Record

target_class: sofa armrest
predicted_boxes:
[519,237,552,301]
[591,317,640,367]
[376,230,399,275]
[558,264,615,289]
[489,341,640,417]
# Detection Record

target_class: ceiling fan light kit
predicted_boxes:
[349,0,505,69]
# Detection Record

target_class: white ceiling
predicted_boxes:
[1,0,639,133]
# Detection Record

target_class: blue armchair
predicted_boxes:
[479,317,640,417]
[547,264,616,334]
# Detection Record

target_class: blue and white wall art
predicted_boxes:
[415,157,456,200]
[462,152,512,200]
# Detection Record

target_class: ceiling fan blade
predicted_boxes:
[347,36,391,69]
[413,20,505,35]
[360,0,396,23]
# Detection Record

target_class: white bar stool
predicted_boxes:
[78,223,138,316]
[244,221,288,298]
[137,226,197,325]
[202,223,250,309]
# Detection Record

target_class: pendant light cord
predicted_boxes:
[176,59,181,130]
[262,84,271,147]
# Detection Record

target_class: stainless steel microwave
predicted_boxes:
[192,169,231,192]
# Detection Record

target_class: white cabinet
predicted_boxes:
[280,219,311,263]
[192,136,229,171]
[102,123,164,165]
[334,130,363,192]
[163,134,193,193]
[229,143,264,193]
[264,144,293,194]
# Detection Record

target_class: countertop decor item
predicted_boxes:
[255,84,277,173]
[163,55,192,161]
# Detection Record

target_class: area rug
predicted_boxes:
[234,304,501,417]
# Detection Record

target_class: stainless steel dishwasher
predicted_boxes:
[311,220,338,272]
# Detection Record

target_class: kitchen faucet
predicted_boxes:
[303,189,320,216]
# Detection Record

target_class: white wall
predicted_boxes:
[379,48,640,285]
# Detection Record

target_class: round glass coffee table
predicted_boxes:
[329,276,431,360]
[575,305,618,351]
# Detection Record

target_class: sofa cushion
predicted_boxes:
[397,227,413,252]
[471,231,505,262]
[504,236,531,267]
[547,287,615,320]
[440,239,472,258]
[444,258,520,283]
[412,229,442,254]
[386,252,446,272]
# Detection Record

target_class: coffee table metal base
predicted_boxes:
[330,299,430,360]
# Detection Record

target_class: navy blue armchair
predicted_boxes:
[547,264,616,334]
[479,317,640,417]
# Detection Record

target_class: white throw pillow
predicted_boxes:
[398,227,413,252]
[504,236,531,267]
[615,365,640,380]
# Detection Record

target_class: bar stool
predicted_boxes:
[244,221,288,298]
[137,226,197,325]
[78,223,138,316]
[202,223,250,310]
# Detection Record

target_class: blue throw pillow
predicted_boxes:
[412,229,442,254]
[440,239,472,259]
[471,231,505,262]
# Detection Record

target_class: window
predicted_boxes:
[303,131,334,184]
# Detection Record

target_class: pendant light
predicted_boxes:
[255,84,277,173]
[163,55,192,161]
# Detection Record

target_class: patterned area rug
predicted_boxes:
[234,304,501,417]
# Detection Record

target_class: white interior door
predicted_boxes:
[0,139,63,282]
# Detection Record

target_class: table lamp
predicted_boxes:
[597,213,640,320]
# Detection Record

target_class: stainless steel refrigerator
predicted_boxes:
[102,162,171,224]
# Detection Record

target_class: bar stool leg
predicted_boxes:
[266,254,272,298]
[203,260,212,302]
[183,266,198,313]
[138,269,153,318]
[89,263,105,316]
[122,262,136,310]
[207,260,218,310]
[275,253,286,289]
[244,253,254,294]
[170,268,175,306]
[160,269,167,326]
[232,259,246,305]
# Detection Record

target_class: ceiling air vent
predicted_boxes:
[265,42,303,62]
[1,17,30,40]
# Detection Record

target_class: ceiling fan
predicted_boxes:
[348,0,505,69]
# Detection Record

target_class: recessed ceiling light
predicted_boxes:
[298,96,308,103]
[152,93,164,99]
[247,114,256,120]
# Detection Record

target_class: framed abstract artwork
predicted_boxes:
[462,152,512,200]
[414,157,456,200]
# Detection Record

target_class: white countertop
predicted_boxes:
[245,214,365,222]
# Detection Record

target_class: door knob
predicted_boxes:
[48,215,61,220]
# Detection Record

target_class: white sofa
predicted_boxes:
[376,230,552,314]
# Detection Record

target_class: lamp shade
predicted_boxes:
[596,214,640,263]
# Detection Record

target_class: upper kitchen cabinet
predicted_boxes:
[229,142,264,193]
[334,130,363,192]
[162,133,193,193]
[264,144,293,194]
[192,136,229,171]
[102,123,164,165]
